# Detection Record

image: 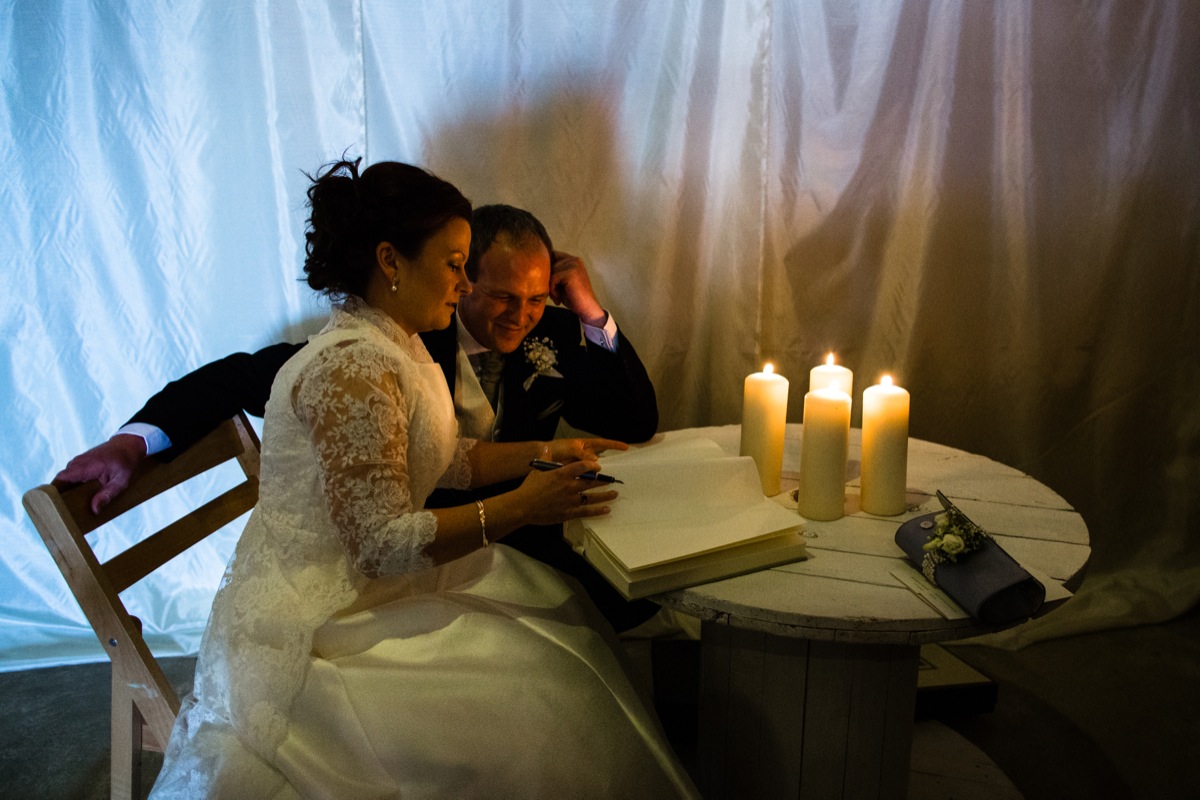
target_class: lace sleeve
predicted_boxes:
[292,341,437,577]
[438,437,476,490]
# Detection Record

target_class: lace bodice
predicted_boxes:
[291,302,473,576]
[184,299,475,765]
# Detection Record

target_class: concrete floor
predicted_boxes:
[1,606,1197,799]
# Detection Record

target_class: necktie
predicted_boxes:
[475,351,505,411]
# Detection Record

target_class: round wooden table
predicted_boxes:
[647,424,1090,800]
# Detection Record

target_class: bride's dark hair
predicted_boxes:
[303,158,472,300]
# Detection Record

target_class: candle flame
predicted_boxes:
[763,363,775,374]
[825,353,835,366]
[881,374,893,386]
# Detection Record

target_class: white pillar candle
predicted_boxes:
[739,363,789,495]
[797,386,851,521]
[809,353,854,397]
[860,375,910,515]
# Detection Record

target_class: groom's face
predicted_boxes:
[458,237,552,353]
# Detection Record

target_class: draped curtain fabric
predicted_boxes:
[2,0,1196,670]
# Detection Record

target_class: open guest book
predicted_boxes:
[563,437,808,599]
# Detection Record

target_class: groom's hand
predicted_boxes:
[543,438,628,465]
[549,251,608,328]
[54,434,147,514]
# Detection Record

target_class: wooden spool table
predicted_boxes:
[645,424,1090,800]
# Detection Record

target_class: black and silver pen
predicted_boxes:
[528,459,624,484]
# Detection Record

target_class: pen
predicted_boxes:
[528,459,624,484]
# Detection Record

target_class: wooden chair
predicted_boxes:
[22,413,260,800]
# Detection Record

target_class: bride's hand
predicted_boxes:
[540,437,628,464]
[513,459,619,525]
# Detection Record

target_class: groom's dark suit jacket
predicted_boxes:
[131,306,657,456]
[126,306,660,631]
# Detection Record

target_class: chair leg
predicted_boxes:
[110,666,144,800]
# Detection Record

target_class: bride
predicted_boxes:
[149,159,698,799]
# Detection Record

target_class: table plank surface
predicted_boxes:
[649,425,1090,643]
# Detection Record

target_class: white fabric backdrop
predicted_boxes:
[2,0,1197,670]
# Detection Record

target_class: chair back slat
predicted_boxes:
[104,478,258,594]
[55,417,256,536]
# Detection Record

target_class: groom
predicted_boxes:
[58,204,660,631]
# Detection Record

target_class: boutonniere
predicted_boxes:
[920,491,993,584]
[522,336,563,390]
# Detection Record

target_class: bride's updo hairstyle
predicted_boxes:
[303,158,472,300]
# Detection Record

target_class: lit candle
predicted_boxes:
[797,384,851,520]
[809,353,854,396]
[739,363,790,495]
[860,375,910,515]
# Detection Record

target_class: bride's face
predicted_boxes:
[391,217,473,334]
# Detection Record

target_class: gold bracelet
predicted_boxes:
[475,500,489,548]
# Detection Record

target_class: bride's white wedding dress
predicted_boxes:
[150,299,697,799]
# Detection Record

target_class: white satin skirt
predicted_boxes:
[268,546,698,799]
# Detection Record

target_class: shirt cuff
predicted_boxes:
[582,311,620,352]
[116,423,172,456]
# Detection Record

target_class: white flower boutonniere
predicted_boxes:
[919,491,993,584]
[522,336,563,390]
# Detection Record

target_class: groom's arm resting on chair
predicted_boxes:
[55,342,300,513]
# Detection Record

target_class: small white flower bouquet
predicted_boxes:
[919,491,992,583]
[522,337,563,390]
